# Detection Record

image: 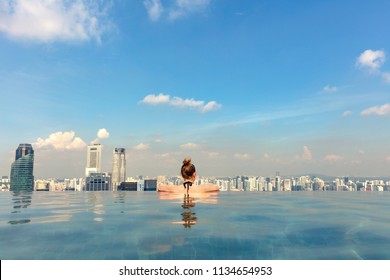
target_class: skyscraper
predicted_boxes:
[112,148,126,190]
[10,143,34,191]
[275,175,281,192]
[85,144,102,177]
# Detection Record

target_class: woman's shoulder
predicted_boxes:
[184,184,220,193]
[157,184,219,193]
[157,184,185,193]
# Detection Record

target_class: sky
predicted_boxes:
[1,0,390,179]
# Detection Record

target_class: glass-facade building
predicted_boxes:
[85,173,112,191]
[112,148,126,190]
[10,143,34,191]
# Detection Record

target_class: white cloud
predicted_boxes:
[143,0,210,21]
[180,142,200,149]
[382,72,390,83]
[302,146,312,161]
[156,151,181,159]
[324,154,343,162]
[202,101,222,112]
[140,93,170,105]
[323,85,337,93]
[386,156,390,162]
[342,110,353,117]
[34,131,86,150]
[143,0,163,21]
[234,153,252,160]
[294,146,312,161]
[356,49,390,83]
[169,0,210,20]
[97,128,109,139]
[158,153,171,158]
[140,93,221,113]
[202,151,220,159]
[171,96,204,108]
[0,0,110,43]
[356,49,386,70]
[361,104,390,116]
[133,143,150,151]
[91,128,110,144]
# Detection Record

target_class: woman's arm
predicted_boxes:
[157,184,185,193]
[158,184,219,193]
[193,184,220,192]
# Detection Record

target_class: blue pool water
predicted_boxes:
[1,191,390,260]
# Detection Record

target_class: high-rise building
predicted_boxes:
[275,175,281,191]
[10,143,34,191]
[85,172,112,191]
[112,148,126,190]
[283,179,292,191]
[85,144,102,177]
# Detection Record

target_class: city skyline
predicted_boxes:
[1,0,390,178]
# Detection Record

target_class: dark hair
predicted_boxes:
[181,157,196,180]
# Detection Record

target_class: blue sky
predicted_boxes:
[1,0,390,178]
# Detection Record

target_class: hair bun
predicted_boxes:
[183,157,192,166]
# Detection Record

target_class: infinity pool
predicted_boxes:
[1,191,390,260]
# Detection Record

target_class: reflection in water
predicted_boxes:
[158,192,219,229]
[114,191,126,204]
[12,191,32,209]
[114,191,127,214]
[86,192,106,222]
[181,194,197,228]
[8,219,31,225]
[9,191,33,225]
[6,191,73,225]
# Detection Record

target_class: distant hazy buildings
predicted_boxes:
[112,148,126,190]
[35,180,49,191]
[1,176,10,190]
[283,179,292,191]
[85,144,102,177]
[10,143,34,191]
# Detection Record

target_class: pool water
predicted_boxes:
[1,191,390,260]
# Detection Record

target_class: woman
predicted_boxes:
[157,157,220,193]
